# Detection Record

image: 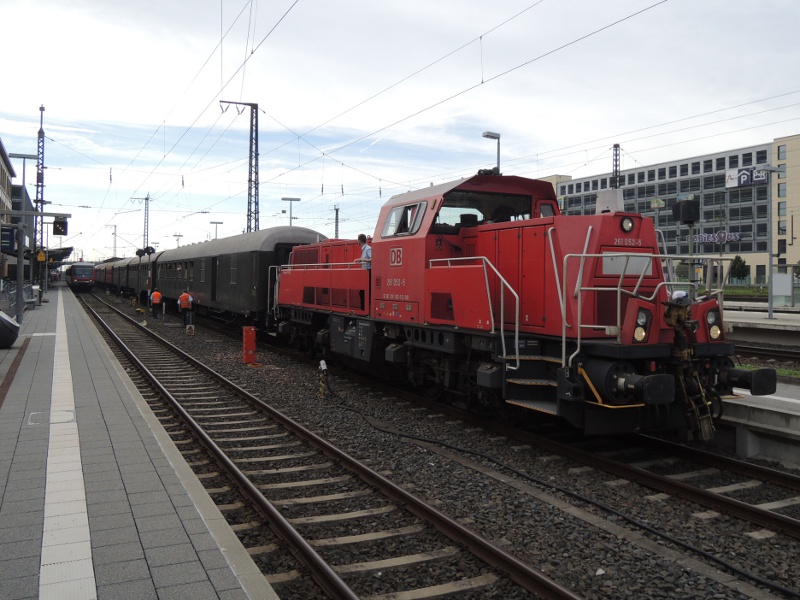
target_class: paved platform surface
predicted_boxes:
[0,285,277,600]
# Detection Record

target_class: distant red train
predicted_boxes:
[65,262,95,292]
[274,173,775,439]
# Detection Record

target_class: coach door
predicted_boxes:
[211,257,219,301]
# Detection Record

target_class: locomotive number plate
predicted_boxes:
[613,238,642,246]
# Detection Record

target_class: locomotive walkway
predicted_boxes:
[0,283,275,600]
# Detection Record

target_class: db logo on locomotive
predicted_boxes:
[389,247,403,266]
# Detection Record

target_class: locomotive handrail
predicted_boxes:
[279,260,366,270]
[559,251,734,368]
[546,227,570,329]
[428,256,520,371]
[573,226,594,299]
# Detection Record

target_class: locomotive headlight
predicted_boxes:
[707,310,719,325]
[709,324,722,340]
[621,217,635,233]
[633,309,650,342]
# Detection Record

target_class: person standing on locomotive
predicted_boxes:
[355,233,371,310]
[178,288,194,326]
[149,288,162,319]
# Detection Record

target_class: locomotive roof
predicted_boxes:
[157,226,326,261]
[385,174,557,207]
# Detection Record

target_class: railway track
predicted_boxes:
[81,294,580,599]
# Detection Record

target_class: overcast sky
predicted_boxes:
[2,0,799,261]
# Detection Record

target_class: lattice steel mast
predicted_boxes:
[35,105,45,285]
[220,101,259,232]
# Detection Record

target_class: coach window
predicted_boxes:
[200,259,206,283]
[381,202,427,237]
[230,255,237,285]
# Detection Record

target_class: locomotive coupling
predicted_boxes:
[583,360,674,406]
[721,367,777,397]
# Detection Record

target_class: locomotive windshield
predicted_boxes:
[436,190,532,229]
[73,265,94,277]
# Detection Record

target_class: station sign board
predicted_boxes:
[1,226,16,253]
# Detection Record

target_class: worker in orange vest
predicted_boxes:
[149,288,162,319]
[178,288,194,326]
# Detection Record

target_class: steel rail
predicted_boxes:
[83,302,359,600]
[86,296,583,600]
[508,428,800,540]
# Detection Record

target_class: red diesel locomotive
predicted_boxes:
[274,173,775,439]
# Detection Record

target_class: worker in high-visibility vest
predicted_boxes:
[149,288,162,319]
[178,289,194,326]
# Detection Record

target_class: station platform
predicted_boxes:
[724,302,800,329]
[0,285,276,600]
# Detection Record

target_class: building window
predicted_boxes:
[756,149,767,164]
[778,183,787,198]
[575,182,581,193]
[703,159,712,173]
[647,170,655,182]
[778,201,786,217]
[778,164,786,179]
[778,220,787,235]
[669,165,677,178]
[600,178,607,189]
[691,162,700,175]
[778,144,787,160]
[627,173,635,185]
[637,172,645,183]
[560,185,566,195]
[592,180,598,191]
[716,157,725,171]
[742,152,752,166]
[680,164,688,176]
[657,168,666,180]
[778,239,787,256]
[729,155,738,168]
[568,184,574,194]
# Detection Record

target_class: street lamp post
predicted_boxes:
[482,131,501,173]
[282,197,301,226]
[210,221,223,239]
[759,164,787,320]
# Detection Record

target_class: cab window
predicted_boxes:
[381,202,427,237]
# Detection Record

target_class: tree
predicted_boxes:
[729,255,749,280]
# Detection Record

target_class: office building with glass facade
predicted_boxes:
[551,133,798,284]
